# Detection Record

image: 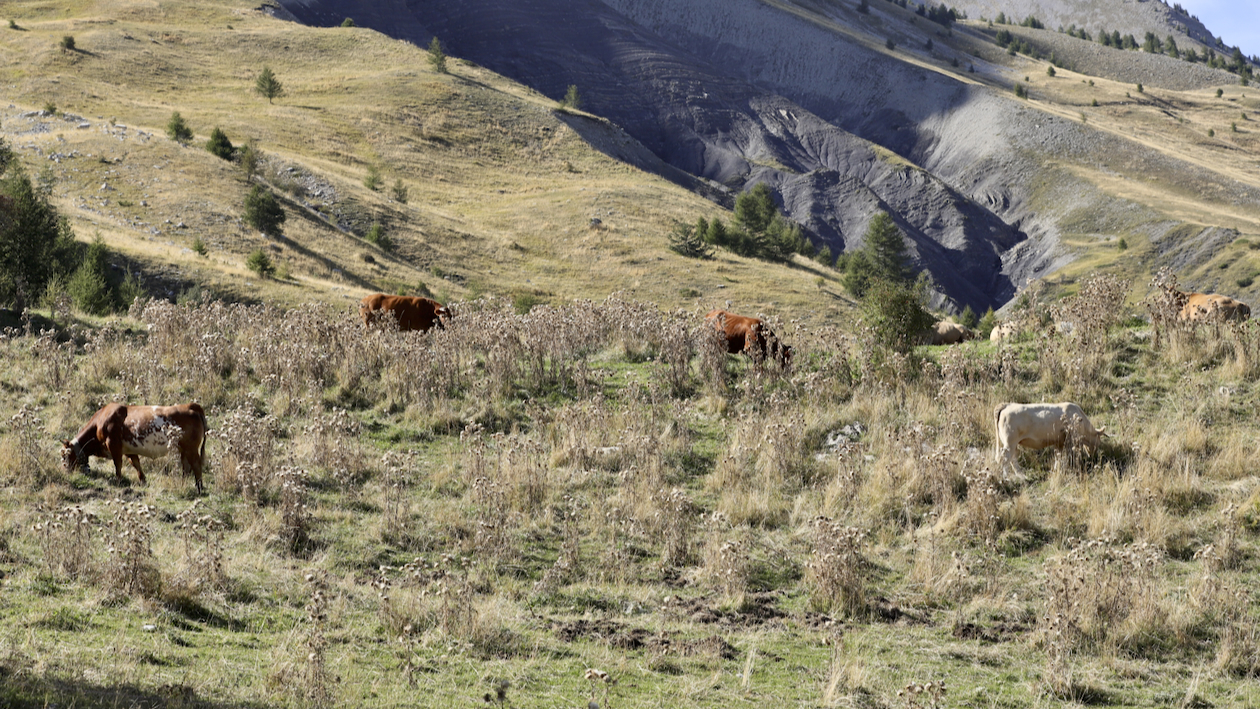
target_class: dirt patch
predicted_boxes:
[552,619,657,651]
[952,621,1030,643]
[665,592,787,627]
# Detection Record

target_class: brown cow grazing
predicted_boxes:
[360,294,449,332]
[993,402,1108,475]
[1179,292,1251,323]
[62,403,209,492]
[705,309,793,368]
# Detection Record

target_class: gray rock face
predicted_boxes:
[939,0,1221,50]
[276,0,1260,310]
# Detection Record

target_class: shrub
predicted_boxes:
[239,140,260,180]
[1208,128,1216,137]
[246,249,275,279]
[1136,82,1144,93]
[1047,65,1056,77]
[365,222,393,251]
[562,84,581,110]
[842,212,913,297]
[886,38,895,50]
[427,37,447,73]
[668,220,713,259]
[861,276,935,354]
[166,111,193,144]
[977,307,997,337]
[960,304,977,328]
[1217,88,1224,98]
[60,35,74,50]
[1015,83,1028,98]
[192,237,207,256]
[67,236,115,315]
[363,164,382,191]
[1117,238,1128,250]
[0,163,80,309]
[243,185,286,236]
[206,127,234,160]
[1238,276,1254,288]
[254,66,285,103]
[340,17,355,27]
[391,178,408,203]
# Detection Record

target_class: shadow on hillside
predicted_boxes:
[0,667,270,709]
[258,182,383,292]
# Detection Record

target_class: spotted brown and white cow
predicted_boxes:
[705,309,793,368]
[360,294,449,333]
[62,403,209,492]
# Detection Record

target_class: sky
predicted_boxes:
[1174,0,1260,59]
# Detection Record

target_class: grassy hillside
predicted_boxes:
[0,0,842,320]
[1,281,1260,707]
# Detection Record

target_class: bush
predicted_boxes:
[667,220,713,259]
[166,112,193,144]
[60,35,74,50]
[1117,238,1128,250]
[239,141,260,181]
[391,179,408,203]
[1014,83,1028,98]
[364,164,382,191]
[843,212,914,297]
[243,185,286,236]
[862,276,935,354]
[886,38,895,50]
[428,37,447,74]
[246,249,275,278]
[562,84,581,110]
[340,18,355,27]
[192,237,208,256]
[206,127,234,160]
[67,237,115,315]
[365,222,393,251]
[977,307,997,337]
[960,304,978,328]
[0,161,80,309]
[1047,65,1056,77]
[254,66,285,104]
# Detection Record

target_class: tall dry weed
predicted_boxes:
[806,517,867,617]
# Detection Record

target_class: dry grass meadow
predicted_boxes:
[4,1,1260,708]
[1,276,1260,708]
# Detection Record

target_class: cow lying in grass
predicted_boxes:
[62,403,209,493]
[1179,292,1251,323]
[993,402,1108,474]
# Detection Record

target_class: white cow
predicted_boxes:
[993,402,1108,473]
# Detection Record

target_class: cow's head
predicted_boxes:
[436,305,451,328]
[60,440,87,473]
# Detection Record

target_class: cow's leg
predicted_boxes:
[183,447,204,494]
[128,455,147,483]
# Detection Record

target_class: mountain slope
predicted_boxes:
[279,0,1260,311]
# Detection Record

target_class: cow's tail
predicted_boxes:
[993,404,1008,457]
[190,403,209,459]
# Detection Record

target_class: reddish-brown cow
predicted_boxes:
[360,294,449,332]
[1180,292,1251,323]
[62,403,209,492]
[705,309,793,368]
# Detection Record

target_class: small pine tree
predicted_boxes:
[206,127,234,160]
[886,38,895,50]
[365,222,393,251]
[340,17,355,27]
[1046,65,1056,77]
[1208,128,1215,137]
[391,179,408,203]
[667,221,714,259]
[166,112,193,144]
[67,236,114,315]
[243,185,286,236]
[1136,82,1144,93]
[239,140,260,181]
[1014,83,1027,99]
[960,304,977,328]
[1216,88,1224,98]
[192,237,208,256]
[925,38,933,51]
[254,66,285,104]
[364,164,382,191]
[563,84,582,110]
[245,249,275,278]
[1117,238,1128,250]
[815,244,834,267]
[427,37,447,73]
[60,35,76,50]
[977,307,997,337]
[862,277,935,354]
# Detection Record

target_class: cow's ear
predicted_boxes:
[61,439,70,448]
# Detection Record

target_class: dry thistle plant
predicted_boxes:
[303,407,365,491]
[650,487,695,569]
[30,504,97,578]
[897,680,947,709]
[534,495,584,595]
[277,466,314,556]
[100,499,162,599]
[173,499,226,594]
[379,451,413,546]
[217,408,279,502]
[701,514,750,600]
[7,405,53,486]
[301,571,333,709]
[806,517,868,617]
[31,330,76,391]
